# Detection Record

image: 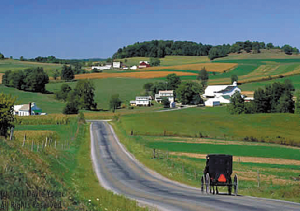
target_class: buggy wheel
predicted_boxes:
[228,177,232,195]
[234,174,238,196]
[205,173,210,194]
[201,175,205,192]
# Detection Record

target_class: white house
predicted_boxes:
[14,102,45,116]
[113,62,121,69]
[155,90,174,103]
[203,81,240,98]
[130,96,152,106]
[204,99,221,107]
[130,65,137,70]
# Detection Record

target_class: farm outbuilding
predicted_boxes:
[203,81,240,98]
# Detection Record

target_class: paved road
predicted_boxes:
[90,121,300,211]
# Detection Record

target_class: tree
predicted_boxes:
[282,44,293,55]
[197,68,209,88]
[166,73,181,90]
[61,65,74,81]
[53,70,59,80]
[231,75,238,84]
[161,97,170,108]
[0,93,15,138]
[228,92,245,114]
[150,57,160,66]
[109,94,122,113]
[143,82,154,92]
[266,43,274,49]
[63,102,79,114]
[106,57,112,63]
[0,53,4,59]
[252,42,261,54]
[20,56,24,61]
[55,84,72,101]
[176,81,202,105]
[277,91,294,113]
[295,91,300,114]
[74,80,97,110]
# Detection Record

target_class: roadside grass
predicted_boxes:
[1,116,148,210]
[0,59,62,75]
[111,121,300,203]
[118,106,300,146]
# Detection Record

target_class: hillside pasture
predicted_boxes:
[145,63,238,72]
[117,56,209,67]
[0,59,63,75]
[74,71,197,80]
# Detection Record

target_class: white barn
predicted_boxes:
[204,99,221,107]
[203,81,240,98]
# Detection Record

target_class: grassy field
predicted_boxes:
[117,56,209,66]
[145,63,237,72]
[112,120,300,203]
[0,115,147,211]
[118,106,300,146]
[0,59,63,75]
[239,74,300,91]
[74,71,197,80]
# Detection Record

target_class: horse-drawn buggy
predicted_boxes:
[201,154,238,195]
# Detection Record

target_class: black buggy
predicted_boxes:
[201,154,238,195]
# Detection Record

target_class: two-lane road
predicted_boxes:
[90,121,300,211]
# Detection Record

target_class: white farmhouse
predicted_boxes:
[130,96,152,106]
[113,62,121,69]
[155,90,174,103]
[14,102,45,116]
[203,81,240,98]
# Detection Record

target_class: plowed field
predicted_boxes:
[74,71,197,80]
[145,63,238,72]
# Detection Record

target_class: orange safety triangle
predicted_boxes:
[218,174,226,182]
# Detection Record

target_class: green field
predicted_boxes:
[0,77,161,113]
[0,59,63,75]
[118,106,300,145]
[117,56,209,67]
[239,74,300,91]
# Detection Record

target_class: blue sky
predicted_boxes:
[1,0,300,59]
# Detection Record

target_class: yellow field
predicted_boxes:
[145,63,238,72]
[74,71,197,80]
[0,73,3,84]
[14,130,58,144]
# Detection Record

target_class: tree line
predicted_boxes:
[2,68,49,93]
[113,40,299,60]
[228,80,298,114]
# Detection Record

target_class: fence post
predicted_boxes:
[257,170,260,187]
[194,169,197,180]
[182,165,184,176]
[10,127,14,141]
[31,141,34,151]
[22,134,26,147]
[37,144,39,152]
[153,149,156,159]
[166,150,169,160]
